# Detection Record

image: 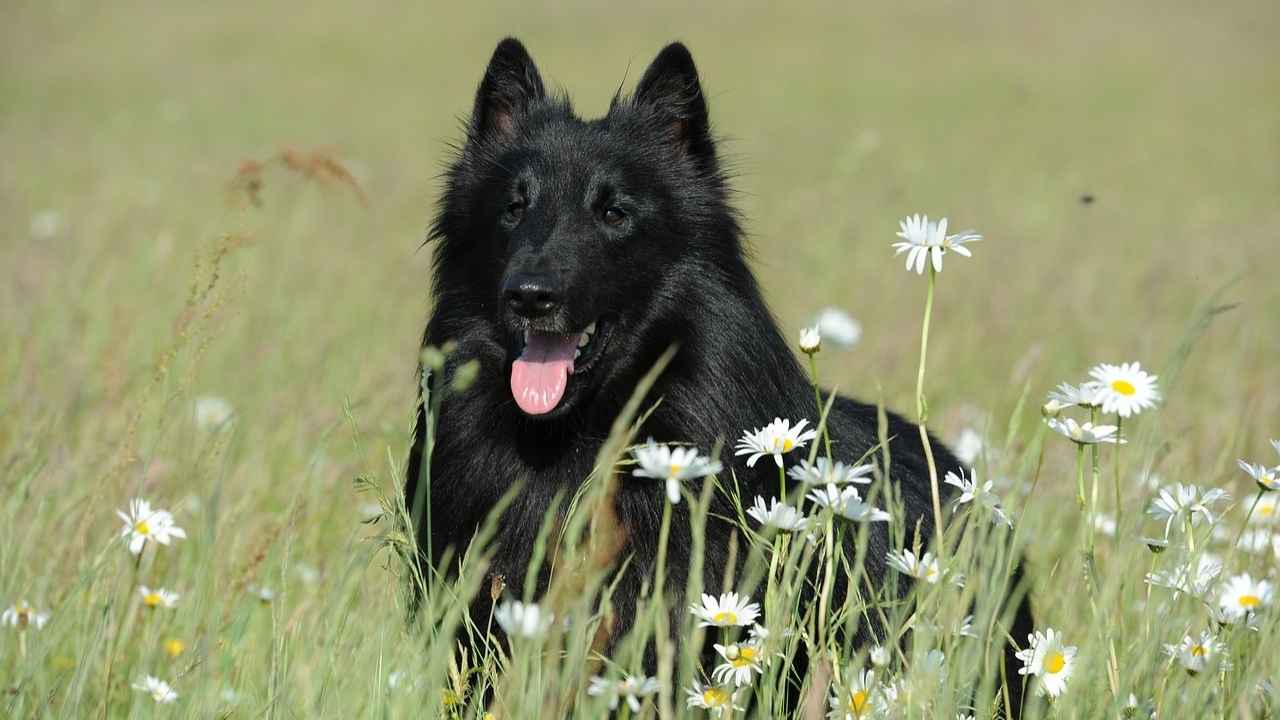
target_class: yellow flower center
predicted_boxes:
[669,463,684,477]
[702,687,730,706]
[143,593,162,607]
[782,438,795,452]
[1239,594,1261,608]
[164,638,185,657]
[441,689,462,707]
[850,690,869,714]
[1190,644,1207,657]
[1043,651,1066,674]
[135,519,152,536]
[712,610,738,625]
[1111,379,1137,396]
[16,608,30,628]
[1260,505,1275,517]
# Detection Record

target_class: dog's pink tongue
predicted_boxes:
[511,332,577,415]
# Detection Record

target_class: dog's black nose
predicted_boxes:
[503,274,561,318]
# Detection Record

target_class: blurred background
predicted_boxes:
[2,0,1278,538]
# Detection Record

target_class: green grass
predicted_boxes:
[2,0,1279,717]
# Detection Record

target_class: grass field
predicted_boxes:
[2,1,1279,717]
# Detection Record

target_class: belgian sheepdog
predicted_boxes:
[406,38,1032,714]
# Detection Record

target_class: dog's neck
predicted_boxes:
[631,254,818,452]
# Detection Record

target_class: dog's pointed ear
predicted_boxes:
[470,38,546,144]
[633,42,713,161]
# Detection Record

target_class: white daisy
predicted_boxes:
[915,648,949,686]
[1164,631,1227,674]
[685,680,743,714]
[1125,693,1158,719]
[806,483,890,523]
[1218,573,1272,623]
[2,601,50,631]
[631,439,722,504]
[1238,459,1280,492]
[690,592,760,628]
[1089,362,1160,418]
[944,468,1011,526]
[132,675,178,704]
[813,307,862,348]
[891,214,981,275]
[788,458,875,486]
[827,668,879,719]
[869,645,891,667]
[248,584,276,603]
[799,325,822,354]
[746,496,810,532]
[117,498,186,555]
[1145,554,1222,599]
[587,674,659,712]
[194,395,235,430]
[1250,494,1279,524]
[386,671,406,691]
[1045,417,1123,445]
[885,548,957,586]
[1148,483,1229,536]
[1015,628,1076,698]
[712,642,766,686]
[29,209,62,239]
[734,418,818,468]
[138,586,180,609]
[1093,513,1117,536]
[295,563,321,584]
[494,600,553,639]
[953,428,983,466]
[1234,528,1278,555]
[1046,381,1106,410]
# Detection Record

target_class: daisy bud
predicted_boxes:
[489,574,507,603]
[799,325,821,354]
[1041,400,1068,419]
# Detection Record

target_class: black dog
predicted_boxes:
[406,38,1031,713]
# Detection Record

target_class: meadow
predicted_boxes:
[2,1,1278,717]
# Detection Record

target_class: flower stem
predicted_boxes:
[1113,415,1124,533]
[817,515,836,646]
[1231,490,1265,550]
[1075,444,1087,511]
[1087,408,1100,553]
[915,266,944,553]
[807,354,833,458]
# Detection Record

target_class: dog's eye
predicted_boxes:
[602,206,626,226]
[505,200,526,222]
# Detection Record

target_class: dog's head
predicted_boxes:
[430,39,738,420]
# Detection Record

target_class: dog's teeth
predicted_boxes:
[578,333,590,348]
[574,348,581,359]
[585,321,597,335]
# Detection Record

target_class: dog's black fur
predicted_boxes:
[406,38,1031,714]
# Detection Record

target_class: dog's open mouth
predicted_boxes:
[510,317,614,415]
